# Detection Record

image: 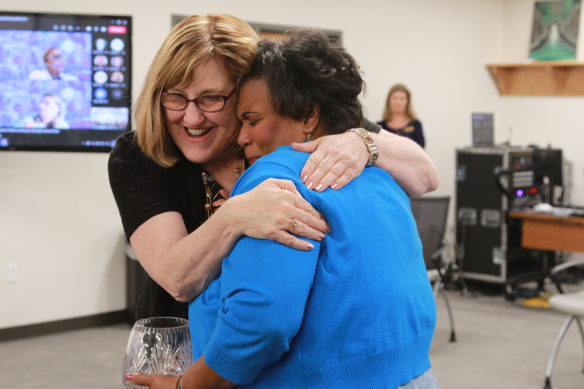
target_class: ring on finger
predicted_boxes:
[288,218,298,232]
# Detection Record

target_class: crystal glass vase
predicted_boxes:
[122,317,192,388]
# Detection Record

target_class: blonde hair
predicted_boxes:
[134,14,259,167]
[381,83,417,123]
[38,93,69,128]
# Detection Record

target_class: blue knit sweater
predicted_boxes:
[189,146,436,388]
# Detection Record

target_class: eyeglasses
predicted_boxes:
[161,88,236,113]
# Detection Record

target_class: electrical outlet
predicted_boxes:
[7,263,18,283]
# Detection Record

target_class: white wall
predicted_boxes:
[501,0,584,207]
[2,0,580,329]
[0,152,126,327]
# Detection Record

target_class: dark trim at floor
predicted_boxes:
[0,310,130,342]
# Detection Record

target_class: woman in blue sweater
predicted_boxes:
[129,31,438,389]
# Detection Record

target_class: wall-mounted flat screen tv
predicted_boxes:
[0,11,131,152]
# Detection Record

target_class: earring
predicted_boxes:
[306,132,312,141]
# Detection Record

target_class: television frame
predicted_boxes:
[0,11,132,152]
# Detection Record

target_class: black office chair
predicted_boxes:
[411,196,457,342]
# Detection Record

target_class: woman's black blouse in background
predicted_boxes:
[377,119,425,148]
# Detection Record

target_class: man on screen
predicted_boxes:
[29,48,78,81]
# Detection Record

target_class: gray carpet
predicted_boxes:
[430,291,582,389]
[1,290,583,388]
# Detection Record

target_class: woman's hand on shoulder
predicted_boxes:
[224,178,330,251]
[292,131,368,192]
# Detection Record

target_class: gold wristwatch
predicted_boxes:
[350,128,379,165]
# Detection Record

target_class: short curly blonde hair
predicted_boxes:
[134,14,259,167]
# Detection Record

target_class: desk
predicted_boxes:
[508,211,584,253]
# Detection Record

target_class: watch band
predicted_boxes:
[350,128,379,165]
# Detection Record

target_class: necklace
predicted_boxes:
[201,171,215,220]
[201,158,245,219]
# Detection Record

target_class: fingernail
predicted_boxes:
[331,183,338,189]
[307,182,313,190]
[306,242,314,249]
[318,232,325,240]
[316,184,322,191]
[302,175,308,182]
[124,373,134,380]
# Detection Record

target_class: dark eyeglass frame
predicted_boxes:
[161,88,236,113]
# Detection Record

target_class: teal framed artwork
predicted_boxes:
[529,0,581,61]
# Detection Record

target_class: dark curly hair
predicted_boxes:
[241,30,364,135]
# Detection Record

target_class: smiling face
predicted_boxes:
[389,90,408,115]
[163,57,240,165]
[236,78,310,165]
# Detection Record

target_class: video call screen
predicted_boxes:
[0,11,132,151]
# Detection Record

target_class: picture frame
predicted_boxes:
[529,0,581,61]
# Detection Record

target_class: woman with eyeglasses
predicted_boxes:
[108,14,438,322]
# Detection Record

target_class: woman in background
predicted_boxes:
[378,83,425,148]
